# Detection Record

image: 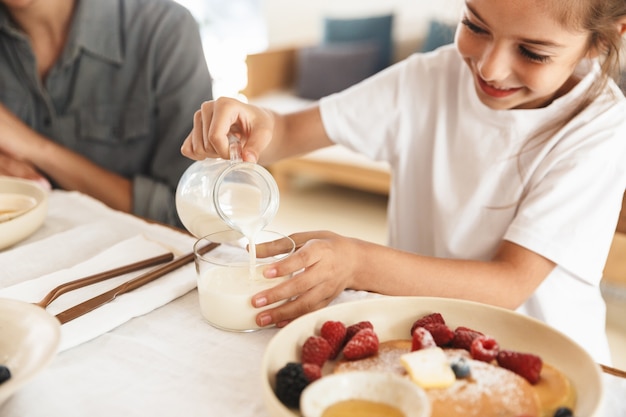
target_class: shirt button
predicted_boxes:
[43,117,51,126]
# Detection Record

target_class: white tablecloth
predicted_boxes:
[0,190,624,417]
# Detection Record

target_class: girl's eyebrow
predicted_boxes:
[465,2,565,49]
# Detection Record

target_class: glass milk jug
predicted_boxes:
[175,136,280,238]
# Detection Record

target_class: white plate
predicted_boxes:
[0,298,61,405]
[0,177,48,250]
[261,296,603,417]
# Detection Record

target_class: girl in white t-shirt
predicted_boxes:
[182,0,626,363]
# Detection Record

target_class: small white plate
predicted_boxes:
[0,177,48,250]
[300,371,430,417]
[0,298,61,405]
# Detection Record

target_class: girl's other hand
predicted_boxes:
[251,231,361,328]
[181,96,275,163]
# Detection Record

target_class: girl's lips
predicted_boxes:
[477,76,521,98]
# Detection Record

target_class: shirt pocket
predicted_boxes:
[77,104,150,144]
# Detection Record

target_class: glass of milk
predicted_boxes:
[193,229,296,332]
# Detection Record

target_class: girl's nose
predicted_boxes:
[477,42,512,82]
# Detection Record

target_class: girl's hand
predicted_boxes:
[181,97,276,163]
[251,231,362,327]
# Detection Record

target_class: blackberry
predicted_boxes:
[554,407,574,417]
[0,365,11,384]
[274,362,310,409]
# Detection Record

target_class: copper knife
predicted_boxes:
[55,243,218,324]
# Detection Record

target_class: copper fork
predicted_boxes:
[33,252,174,308]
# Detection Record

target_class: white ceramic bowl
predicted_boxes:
[261,296,603,417]
[0,298,61,405]
[0,177,48,250]
[300,371,430,417]
[0,193,37,222]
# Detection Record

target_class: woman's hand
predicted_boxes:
[0,104,50,164]
[181,97,276,163]
[0,152,51,189]
[251,231,363,327]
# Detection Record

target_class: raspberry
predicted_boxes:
[320,320,347,359]
[423,323,455,346]
[496,350,543,385]
[411,327,436,351]
[470,335,500,363]
[451,326,484,351]
[301,336,332,367]
[345,320,374,341]
[409,312,445,337]
[302,363,322,382]
[342,328,379,360]
[274,362,311,409]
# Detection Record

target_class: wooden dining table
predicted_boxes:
[0,189,624,417]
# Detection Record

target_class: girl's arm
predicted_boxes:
[252,233,555,327]
[351,239,555,307]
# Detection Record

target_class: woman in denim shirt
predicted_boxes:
[0,0,213,226]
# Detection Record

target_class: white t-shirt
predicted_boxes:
[319,44,626,362]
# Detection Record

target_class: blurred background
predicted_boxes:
[173,0,463,98]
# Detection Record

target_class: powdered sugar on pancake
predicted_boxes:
[427,355,540,417]
[334,340,411,375]
[334,340,541,417]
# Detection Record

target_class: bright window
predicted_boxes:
[174,0,268,98]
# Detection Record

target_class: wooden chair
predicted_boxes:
[603,191,626,287]
[617,191,626,235]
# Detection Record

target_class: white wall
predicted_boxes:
[174,0,465,96]
[262,0,464,58]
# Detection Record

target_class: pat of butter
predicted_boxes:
[400,347,456,389]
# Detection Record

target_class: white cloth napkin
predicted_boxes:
[0,235,197,351]
[0,191,200,352]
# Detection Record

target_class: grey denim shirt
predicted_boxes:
[0,0,213,227]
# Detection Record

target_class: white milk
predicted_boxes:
[175,197,225,238]
[177,182,270,271]
[197,264,289,331]
[215,182,269,276]
[215,182,267,236]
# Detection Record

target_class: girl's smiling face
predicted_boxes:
[456,0,592,110]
